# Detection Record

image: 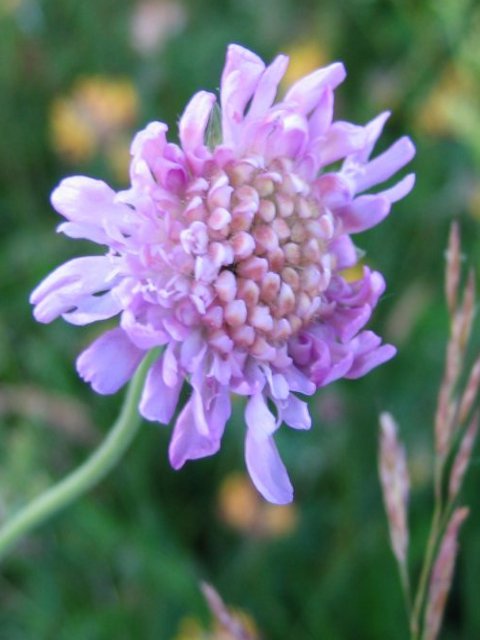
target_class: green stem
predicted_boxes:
[410,502,441,639]
[0,350,157,561]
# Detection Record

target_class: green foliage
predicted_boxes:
[1,0,479,637]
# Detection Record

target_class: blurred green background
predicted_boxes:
[1,0,480,638]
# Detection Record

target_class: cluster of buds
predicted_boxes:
[177,155,335,360]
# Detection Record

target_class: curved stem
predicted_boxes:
[0,350,157,561]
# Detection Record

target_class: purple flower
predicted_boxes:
[31,45,415,504]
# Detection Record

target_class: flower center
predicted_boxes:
[170,156,335,361]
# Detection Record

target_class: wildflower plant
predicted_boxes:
[0,45,414,557]
[379,223,479,640]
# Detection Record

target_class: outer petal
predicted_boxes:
[139,353,183,424]
[221,44,265,145]
[245,392,277,436]
[30,256,121,324]
[76,328,144,395]
[377,173,415,204]
[279,394,312,430]
[353,137,416,193]
[284,62,346,115]
[247,54,289,120]
[245,427,293,504]
[345,331,397,378]
[313,121,367,167]
[336,194,391,234]
[169,398,222,469]
[51,177,133,230]
[179,90,216,152]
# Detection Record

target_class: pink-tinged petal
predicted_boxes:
[57,221,109,244]
[336,194,391,234]
[313,350,354,387]
[139,354,183,423]
[247,54,289,120]
[280,394,312,430]
[245,428,293,504]
[180,330,207,370]
[245,392,277,436]
[130,121,168,160]
[30,256,120,324]
[314,121,367,167]
[329,235,357,270]
[179,90,216,152]
[121,308,170,350]
[328,305,372,342]
[377,173,415,203]
[353,137,416,193]
[313,172,354,209]
[163,343,179,387]
[63,290,123,326]
[346,333,396,378]
[308,87,334,139]
[195,384,231,439]
[265,112,309,159]
[348,111,391,163]
[76,328,144,395]
[282,365,316,395]
[169,398,222,469]
[284,62,346,114]
[51,177,123,224]
[221,44,265,145]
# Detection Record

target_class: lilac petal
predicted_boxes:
[354,137,416,193]
[247,54,289,120]
[283,365,316,395]
[314,172,353,208]
[346,332,397,378]
[329,305,372,342]
[63,290,123,326]
[169,398,222,469]
[51,177,130,228]
[162,343,179,387]
[179,330,207,370]
[284,62,346,115]
[130,121,168,162]
[329,235,357,270]
[221,45,265,145]
[245,428,293,504]
[280,394,312,430]
[57,221,110,245]
[336,194,391,234]
[315,351,355,387]
[377,173,415,203]
[308,87,334,140]
[30,256,120,324]
[179,90,216,152]
[314,121,367,167]
[245,392,277,436]
[348,111,391,163]
[120,308,170,350]
[266,112,309,159]
[76,328,144,395]
[139,354,183,423]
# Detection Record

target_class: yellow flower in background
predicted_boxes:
[50,76,138,175]
[415,64,479,146]
[0,0,21,16]
[218,472,298,538]
[281,38,329,90]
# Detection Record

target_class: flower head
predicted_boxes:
[31,45,415,504]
